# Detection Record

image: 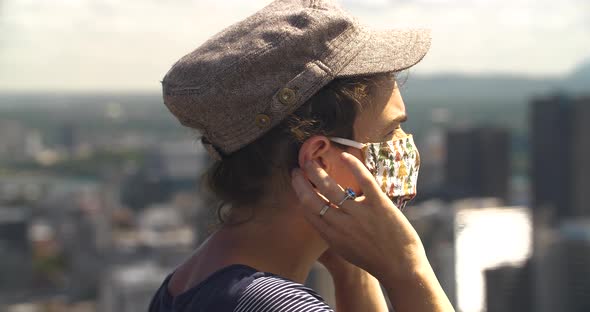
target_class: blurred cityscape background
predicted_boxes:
[0,0,588,311]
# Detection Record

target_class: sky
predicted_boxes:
[0,0,589,92]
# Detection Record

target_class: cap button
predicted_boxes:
[255,114,271,129]
[278,87,296,106]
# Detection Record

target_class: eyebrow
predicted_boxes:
[383,113,408,135]
[394,113,408,123]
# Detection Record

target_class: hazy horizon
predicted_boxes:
[0,68,585,95]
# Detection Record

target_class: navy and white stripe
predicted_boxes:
[234,276,334,312]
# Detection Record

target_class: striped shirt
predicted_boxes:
[148,264,334,312]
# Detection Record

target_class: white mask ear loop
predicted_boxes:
[329,137,366,149]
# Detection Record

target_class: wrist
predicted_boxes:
[320,256,355,275]
[381,260,455,312]
[385,242,429,279]
[330,265,367,283]
[381,257,434,291]
[323,261,356,278]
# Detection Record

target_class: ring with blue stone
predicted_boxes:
[336,187,356,206]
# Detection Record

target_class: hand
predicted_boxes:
[291,152,428,284]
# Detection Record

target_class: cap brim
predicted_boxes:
[337,28,432,77]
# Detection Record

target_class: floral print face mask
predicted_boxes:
[329,134,420,211]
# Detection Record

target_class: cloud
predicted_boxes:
[342,0,590,75]
[0,0,272,91]
[0,0,588,91]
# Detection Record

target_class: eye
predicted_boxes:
[385,125,401,137]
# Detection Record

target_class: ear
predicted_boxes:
[297,136,333,170]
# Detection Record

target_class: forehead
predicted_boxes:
[353,79,406,142]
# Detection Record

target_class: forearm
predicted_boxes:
[383,263,455,312]
[332,268,389,312]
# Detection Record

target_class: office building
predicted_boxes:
[533,219,590,312]
[445,127,510,203]
[484,261,532,312]
[531,95,590,224]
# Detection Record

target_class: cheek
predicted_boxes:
[330,166,360,194]
[329,149,365,194]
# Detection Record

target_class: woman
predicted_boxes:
[149,0,454,311]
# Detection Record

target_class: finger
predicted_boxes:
[303,160,346,204]
[291,168,350,225]
[292,169,338,244]
[302,206,340,245]
[339,152,382,199]
[338,195,367,215]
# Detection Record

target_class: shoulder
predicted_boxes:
[149,264,260,312]
[234,275,334,312]
[149,264,333,312]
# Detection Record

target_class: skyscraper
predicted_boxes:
[531,94,590,312]
[531,94,590,224]
[533,220,590,312]
[445,126,510,202]
[484,261,532,312]
[571,96,590,218]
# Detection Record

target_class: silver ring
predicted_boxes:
[336,187,357,206]
[319,204,330,217]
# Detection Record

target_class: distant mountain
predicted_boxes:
[563,60,590,91]
[403,74,561,100]
[400,60,589,138]
[405,59,588,101]
[0,60,587,140]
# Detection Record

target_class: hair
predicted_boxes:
[200,71,404,230]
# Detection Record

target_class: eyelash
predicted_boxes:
[388,125,401,135]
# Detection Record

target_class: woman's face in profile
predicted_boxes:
[327,79,409,196]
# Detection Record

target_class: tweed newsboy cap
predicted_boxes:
[161,0,431,160]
